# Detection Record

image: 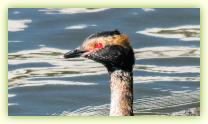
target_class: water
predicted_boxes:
[8,8,200,116]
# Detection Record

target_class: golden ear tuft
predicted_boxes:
[81,33,131,51]
[113,34,130,48]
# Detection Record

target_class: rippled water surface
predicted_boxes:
[8,8,200,116]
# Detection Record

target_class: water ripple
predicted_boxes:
[60,90,199,116]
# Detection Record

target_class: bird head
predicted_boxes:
[64,30,135,73]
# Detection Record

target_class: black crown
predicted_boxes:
[88,29,121,39]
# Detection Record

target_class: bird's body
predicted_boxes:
[64,30,135,116]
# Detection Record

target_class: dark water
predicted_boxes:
[8,8,200,116]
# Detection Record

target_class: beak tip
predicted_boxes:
[63,54,68,59]
[64,53,72,59]
[63,55,67,59]
[63,49,86,59]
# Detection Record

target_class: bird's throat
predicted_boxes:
[110,70,134,116]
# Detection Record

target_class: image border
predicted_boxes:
[1,0,207,124]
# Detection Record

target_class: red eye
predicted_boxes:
[95,43,103,49]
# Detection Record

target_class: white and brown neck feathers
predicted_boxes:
[110,70,134,116]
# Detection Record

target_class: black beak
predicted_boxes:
[64,49,86,58]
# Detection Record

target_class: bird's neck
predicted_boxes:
[110,70,134,116]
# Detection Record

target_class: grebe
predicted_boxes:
[64,30,135,116]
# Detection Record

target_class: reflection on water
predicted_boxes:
[60,90,199,116]
[8,8,200,116]
[137,25,200,41]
